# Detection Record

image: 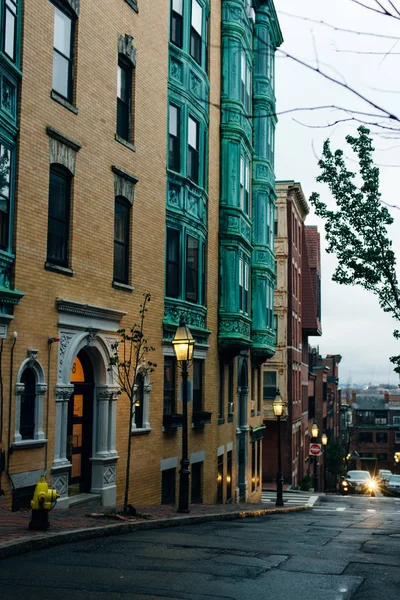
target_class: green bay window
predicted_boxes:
[52,3,74,101]
[171,0,183,48]
[188,115,199,183]
[190,0,202,65]
[163,356,176,415]
[186,234,199,303]
[166,227,180,298]
[168,104,180,172]
[0,144,11,250]
[3,0,18,61]
[47,165,71,266]
[114,196,130,284]
[239,257,249,314]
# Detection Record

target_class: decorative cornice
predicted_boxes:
[56,299,127,322]
[46,126,82,152]
[112,165,139,185]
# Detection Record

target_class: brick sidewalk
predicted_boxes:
[0,494,309,558]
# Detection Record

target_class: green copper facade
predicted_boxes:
[0,0,25,326]
[164,0,210,344]
[219,0,282,361]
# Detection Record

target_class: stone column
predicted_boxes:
[52,384,73,509]
[34,383,47,441]
[13,383,24,443]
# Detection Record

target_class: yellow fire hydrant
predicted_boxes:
[29,475,59,531]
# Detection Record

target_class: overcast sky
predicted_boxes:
[274,0,400,386]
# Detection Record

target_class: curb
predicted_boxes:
[0,505,309,560]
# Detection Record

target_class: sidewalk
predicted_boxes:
[0,494,309,559]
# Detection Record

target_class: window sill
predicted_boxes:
[123,0,138,12]
[131,428,151,436]
[112,280,134,293]
[51,91,78,115]
[218,417,225,425]
[45,262,74,277]
[115,134,136,152]
[12,439,47,450]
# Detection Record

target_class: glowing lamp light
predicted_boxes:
[272,390,284,418]
[321,433,328,446]
[311,421,319,439]
[172,320,195,362]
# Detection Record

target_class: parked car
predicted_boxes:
[341,470,377,496]
[384,474,400,496]
[378,469,392,483]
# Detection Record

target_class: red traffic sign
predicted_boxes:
[309,443,322,457]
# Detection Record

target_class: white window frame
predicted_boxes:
[131,369,152,433]
[240,156,244,210]
[14,352,47,446]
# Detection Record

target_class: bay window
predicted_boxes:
[171,0,183,48]
[190,0,202,65]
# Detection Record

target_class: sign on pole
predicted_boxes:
[309,443,322,457]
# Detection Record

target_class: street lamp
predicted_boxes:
[311,420,319,493]
[321,432,328,492]
[273,389,285,507]
[172,319,195,513]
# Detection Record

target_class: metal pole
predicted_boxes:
[276,414,284,507]
[314,454,319,493]
[178,360,190,513]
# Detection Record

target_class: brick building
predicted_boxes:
[262,182,321,487]
[0,0,283,510]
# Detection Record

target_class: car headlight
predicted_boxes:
[368,480,377,490]
[342,480,348,487]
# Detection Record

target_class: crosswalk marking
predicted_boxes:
[261,491,318,507]
[336,507,346,512]
[367,509,376,512]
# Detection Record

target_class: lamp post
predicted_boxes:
[273,390,285,507]
[321,432,328,492]
[172,318,195,513]
[311,420,319,493]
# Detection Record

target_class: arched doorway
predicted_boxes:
[67,349,94,496]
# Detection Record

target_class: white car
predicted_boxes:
[386,475,400,496]
[378,469,392,482]
[341,470,377,496]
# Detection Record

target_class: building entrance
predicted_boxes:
[67,350,94,496]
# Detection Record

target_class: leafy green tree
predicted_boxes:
[109,292,157,513]
[326,439,345,478]
[310,126,400,373]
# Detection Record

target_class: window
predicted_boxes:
[114,196,130,284]
[134,373,144,429]
[188,115,199,183]
[52,4,74,101]
[263,370,277,400]
[191,461,202,503]
[377,453,388,462]
[201,242,206,306]
[375,411,387,425]
[162,468,176,504]
[241,51,251,113]
[117,61,132,141]
[164,356,176,415]
[228,359,234,417]
[166,228,180,298]
[170,0,183,48]
[169,104,180,172]
[226,450,232,502]
[274,314,278,343]
[239,258,249,314]
[0,144,11,250]
[356,410,375,425]
[257,440,261,488]
[376,432,388,444]
[20,368,36,440]
[393,416,400,425]
[274,260,277,290]
[358,432,373,444]
[47,166,71,266]
[396,432,400,444]
[186,234,199,303]
[190,0,202,65]
[217,454,223,503]
[193,359,203,413]
[274,206,278,236]
[240,156,250,214]
[3,0,17,61]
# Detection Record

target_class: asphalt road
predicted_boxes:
[1,495,400,600]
